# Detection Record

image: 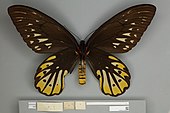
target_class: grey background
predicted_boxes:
[0,0,169,113]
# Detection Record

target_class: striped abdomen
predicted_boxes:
[78,60,86,85]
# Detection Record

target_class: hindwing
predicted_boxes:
[87,48,130,96]
[35,49,78,96]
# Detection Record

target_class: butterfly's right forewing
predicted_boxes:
[86,4,156,53]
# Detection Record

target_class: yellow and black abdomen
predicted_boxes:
[78,60,86,85]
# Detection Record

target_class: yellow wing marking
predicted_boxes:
[40,62,53,70]
[43,73,56,95]
[52,70,68,95]
[53,70,63,94]
[36,73,52,92]
[36,70,68,95]
[114,69,129,79]
[97,70,102,85]
[46,56,56,61]
[108,56,118,61]
[36,69,50,79]
[98,70,122,96]
[101,70,111,94]
[63,70,68,77]
[111,62,125,70]
[114,74,128,92]
[108,73,121,95]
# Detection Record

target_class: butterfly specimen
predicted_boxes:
[8,4,156,96]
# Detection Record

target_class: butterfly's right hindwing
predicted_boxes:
[8,5,78,53]
[35,49,79,96]
[87,48,130,96]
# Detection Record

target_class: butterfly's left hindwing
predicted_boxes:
[35,49,78,96]
[87,48,130,96]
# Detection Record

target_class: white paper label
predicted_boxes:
[37,102,63,112]
[109,106,129,111]
[28,102,36,109]
[86,102,129,106]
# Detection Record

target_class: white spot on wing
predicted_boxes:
[27,23,33,26]
[123,33,131,37]
[112,43,120,46]
[142,19,147,21]
[125,45,129,48]
[116,38,127,42]
[60,41,64,43]
[17,19,22,22]
[35,46,39,49]
[31,29,35,32]
[37,48,41,50]
[56,66,59,69]
[48,46,52,49]
[30,41,34,44]
[130,40,134,43]
[32,12,37,15]
[105,66,109,69]
[36,20,39,22]
[123,48,128,50]
[131,23,136,25]
[129,28,133,31]
[45,43,52,46]
[34,33,42,37]
[38,38,48,43]
[27,35,30,38]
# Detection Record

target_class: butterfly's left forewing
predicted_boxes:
[35,48,79,96]
[87,48,130,96]
[8,5,78,53]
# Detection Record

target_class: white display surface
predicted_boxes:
[0,0,170,113]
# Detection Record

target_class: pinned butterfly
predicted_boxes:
[8,4,156,96]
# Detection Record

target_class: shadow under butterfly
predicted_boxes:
[8,4,156,97]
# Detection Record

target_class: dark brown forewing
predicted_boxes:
[8,5,78,53]
[87,48,130,96]
[86,4,156,53]
[35,48,79,96]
